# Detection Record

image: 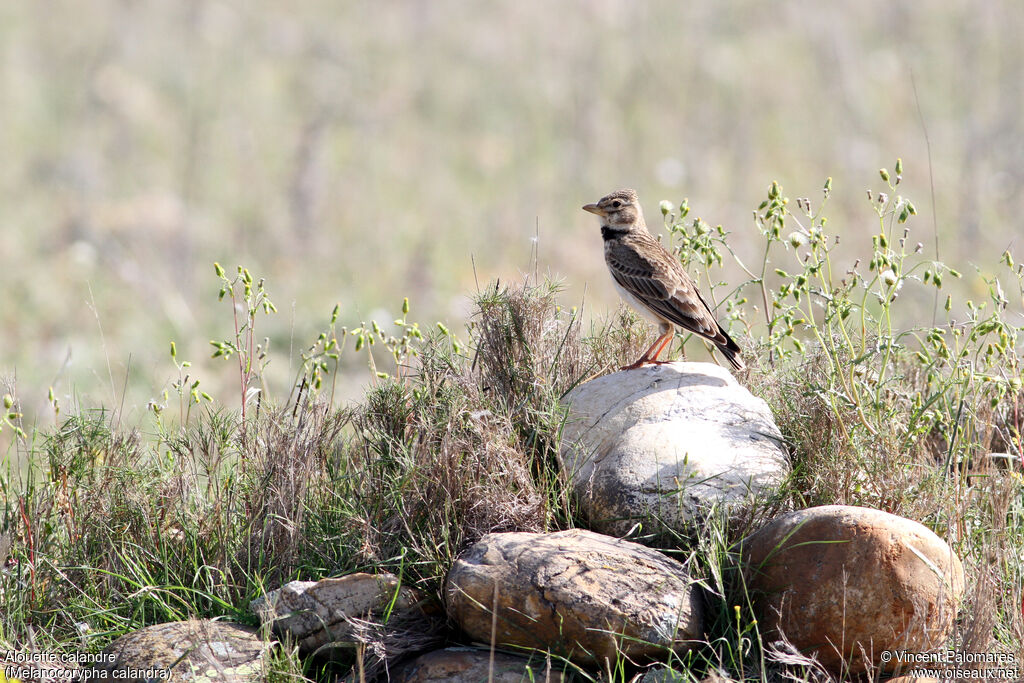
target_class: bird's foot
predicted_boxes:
[618,359,673,371]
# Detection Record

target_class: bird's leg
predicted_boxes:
[648,329,675,363]
[621,326,674,370]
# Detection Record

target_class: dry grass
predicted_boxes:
[2,175,1022,679]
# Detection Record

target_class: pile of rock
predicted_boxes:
[76,362,966,682]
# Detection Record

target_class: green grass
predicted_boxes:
[1,171,1022,680]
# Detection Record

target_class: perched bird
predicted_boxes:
[583,189,745,371]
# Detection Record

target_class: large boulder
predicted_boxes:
[741,505,965,675]
[445,528,703,666]
[90,620,269,682]
[559,362,789,535]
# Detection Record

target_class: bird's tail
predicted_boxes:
[718,330,746,371]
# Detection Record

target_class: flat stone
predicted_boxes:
[90,619,269,682]
[251,572,440,656]
[397,647,568,682]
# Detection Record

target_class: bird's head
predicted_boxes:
[582,189,645,230]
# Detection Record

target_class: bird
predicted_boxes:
[582,188,745,371]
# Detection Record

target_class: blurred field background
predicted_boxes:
[2,1,1022,432]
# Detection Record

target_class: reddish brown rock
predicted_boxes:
[742,505,964,674]
[445,529,703,666]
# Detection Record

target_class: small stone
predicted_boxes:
[397,647,567,682]
[90,620,269,682]
[251,572,440,655]
[640,665,692,682]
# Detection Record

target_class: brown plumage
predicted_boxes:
[583,188,745,371]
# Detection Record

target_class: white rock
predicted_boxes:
[559,362,789,535]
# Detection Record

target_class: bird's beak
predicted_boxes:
[582,203,605,216]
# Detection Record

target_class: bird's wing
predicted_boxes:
[606,236,727,344]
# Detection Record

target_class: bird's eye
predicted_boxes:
[611,200,623,209]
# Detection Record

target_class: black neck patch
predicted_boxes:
[601,225,628,241]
